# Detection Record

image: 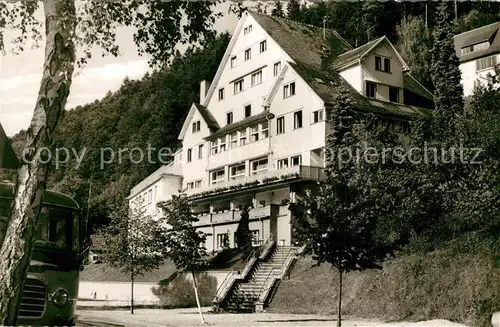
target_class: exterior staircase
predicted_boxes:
[213,242,299,313]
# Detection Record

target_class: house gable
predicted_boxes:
[178,103,219,141]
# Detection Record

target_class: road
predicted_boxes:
[75,307,470,327]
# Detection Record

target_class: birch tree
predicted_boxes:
[0,0,217,323]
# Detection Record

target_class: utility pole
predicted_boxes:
[425,1,428,29]
[454,0,458,21]
[323,15,329,39]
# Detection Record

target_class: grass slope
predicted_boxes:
[268,251,500,327]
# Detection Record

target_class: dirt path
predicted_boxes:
[76,307,470,327]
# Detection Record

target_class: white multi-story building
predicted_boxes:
[128,11,433,253]
[454,21,500,97]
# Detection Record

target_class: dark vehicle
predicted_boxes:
[0,182,85,326]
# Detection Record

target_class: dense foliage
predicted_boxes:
[7,33,229,234]
[234,205,252,254]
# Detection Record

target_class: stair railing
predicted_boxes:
[259,233,274,260]
[238,248,257,279]
[213,268,237,303]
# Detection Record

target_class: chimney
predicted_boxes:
[200,80,211,104]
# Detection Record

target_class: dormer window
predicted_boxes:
[461,41,490,56]
[384,58,391,73]
[283,82,296,98]
[389,86,400,103]
[244,24,252,35]
[366,81,377,98]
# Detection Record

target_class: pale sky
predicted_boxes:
[0,2,241,136]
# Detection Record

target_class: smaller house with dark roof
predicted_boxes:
[454,21,500,96]
[128,11,433,253]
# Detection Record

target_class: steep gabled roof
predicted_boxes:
[333,36,410,71]
[454,21,500,62]
[178,103,219,141]
[403,73,433,101]
[249,11,352,71]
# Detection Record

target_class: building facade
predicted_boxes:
[454,21,500,97]
[128,11,433,253]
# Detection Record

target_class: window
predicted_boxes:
[34,206,77,251]
[251,70,262,86]
[366,81,377,98]
[277,158,289,169]
[239,130,247,146]
[148,190,152,203]
[217,233,229,249]
[231,56,237,68]
[234,79,244,94]
[375,56,382,71]
[244,48,251,61]
[187,182,194,190]
[273,61,281,77]
[211,169,225,184]
[218,88,225,100]
[198,144,203,159]
[461,41,489,56]
[244,104,251,117]
[389,87,400,103]
[154,186,157,199]
[192,120,200,133]
[187,148,192,162]
[476,55,497,71]
[226,111,233,125]
[251,157,268,175]
[384,58,391,73]
[294,110,303,129]
[276,116,285,134]
[312,109,324,123]
[230,163,246,180]
[251,125,259,142]
[219,137,226,152]
[195,180,202,188]
[230,132,238,148]
[211,140,218,155]
[283,82,296,98]
[251,230,260,246]
[261,121,269,139]
[260,40,267,53]
[244,24,252,34]
[291,155,301,166]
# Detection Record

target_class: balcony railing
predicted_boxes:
[193,205,273,226]
[187,165,325,198]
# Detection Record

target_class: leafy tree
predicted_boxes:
[430,1,464,141]
[291,86,395,327]
[158,194,209,324]
[287,0,302,21]
[234,205,252,254]
[271,1,285,18]
[0,0,219,322]
[93,198,164,314]
[396,15,433,90]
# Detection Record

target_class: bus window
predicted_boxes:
[72,211,79,253]
[35,206,74,251]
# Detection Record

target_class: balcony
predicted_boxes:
[193,205,274,227]
[187,165,325,199]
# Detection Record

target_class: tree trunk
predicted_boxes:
[131,273,134,314]
[0,0,76,324]
[191,269,206,325]
[337,268,343,327]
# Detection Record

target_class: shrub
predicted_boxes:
[151,272,217,308]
